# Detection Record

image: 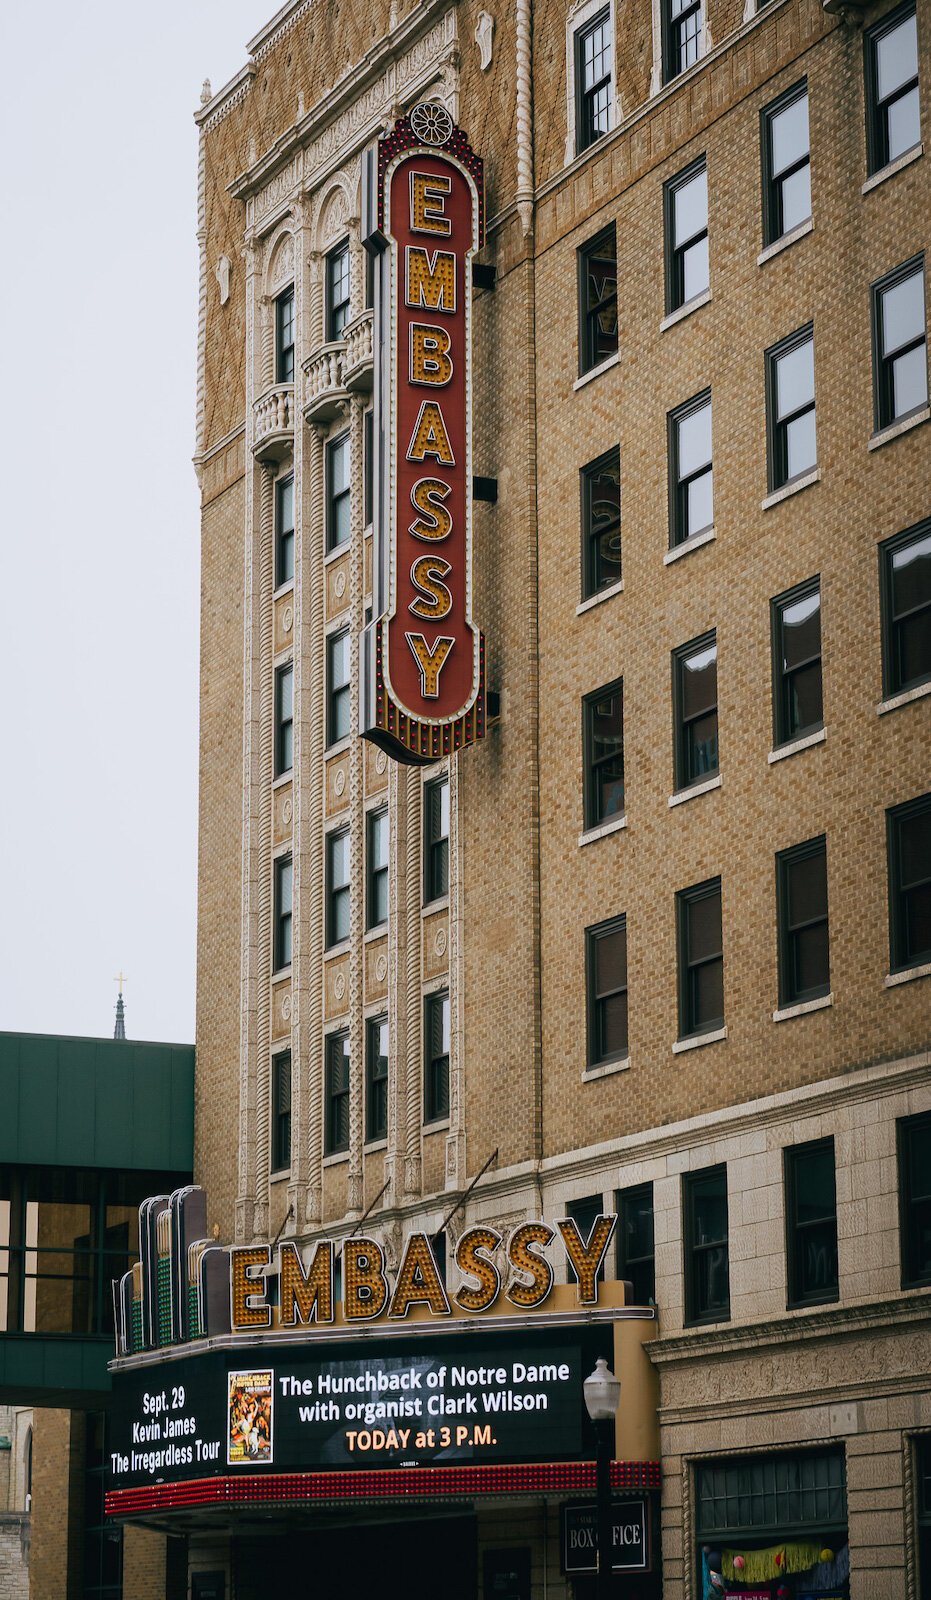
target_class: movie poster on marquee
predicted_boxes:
[227,1371,274,1465]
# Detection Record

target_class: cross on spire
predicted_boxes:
[113,974,127,1041]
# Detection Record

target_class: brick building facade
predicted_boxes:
[120,0,931,1593]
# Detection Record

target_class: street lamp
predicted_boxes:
[583,1358,621,1600]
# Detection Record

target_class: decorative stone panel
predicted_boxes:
[324,954,350,1019]
[364,740,390,797]
[365,936,389,1003]
[273,590,295,654]
[271,979,293,1041]
[325,552,351,620]
[273,782,293,847]
[423,908,450,981]
[326,754,351,816]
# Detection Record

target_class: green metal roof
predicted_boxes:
[0,1031,195,1171]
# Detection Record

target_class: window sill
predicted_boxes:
[324,540,351,565]
[581,1055,630,1082]
[363,1138,388,1154]
[324,940,350,961]
[884,961,931,988]
[659,288,711,333]
[325,736,352,760]
[322,1150,349,1168]
[868,406,930,451]
[757,217,813,266]
[272,964,292,982]
[668,773,721,808]
[773,991,833,1023]
[272,769,293,790]
[573,350,620,391]
[663,526,716,565]
[422,896,450,917]
[269,1167,291,1184]
[577,579,624,615]
[273,579,296,602]
[364,924,387,943]
[672,1024,727,1055]
[423,1117,450,1134]
[768,725,825,763]
[579,813,627,847]
[861,142,923,195]
[878,679,931,715]
[761,467,821,511]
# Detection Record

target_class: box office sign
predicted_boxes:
[107,1328,610,1491]
[361,102,486,766]
[562,1500,650,1574]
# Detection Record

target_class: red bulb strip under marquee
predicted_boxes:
[106,1460,660,1519]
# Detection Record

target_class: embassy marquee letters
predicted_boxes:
[361,104,486,765]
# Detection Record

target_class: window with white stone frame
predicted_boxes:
[565,0,618,163]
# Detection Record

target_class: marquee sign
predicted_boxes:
[361,102,486,765]
[107,1326,609,1491]
[111,1187,620,1359]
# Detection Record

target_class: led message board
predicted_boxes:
[361,102,486,765]
[108,1326,611,1491]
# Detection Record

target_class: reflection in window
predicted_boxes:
[670,393,713,546]
[578,227,618,375]
[583,680,624,828]
[666,161,708,311]
[772,577,822,745]
[881,522,931,696]
[867,5,920,174]
[767,327,816,489]
[581,447,621,598]
[763,83,811,244]
[674,632,718,787]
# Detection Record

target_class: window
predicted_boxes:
[327,628,351,746]
[326,828,350,948]
[583,680,624,828]
[271,1052,292,1173]
[275,286,295,384]
[366,1016,389,1143]
[677,877,724,1038]
[575,9,613,153]
[274,663,294,777]
[424,776,450,903]
[762,82,811,244]
[898,1111,931,1288]
[873,257,928,430]
[695,1450,847,1555]
[578,227,618,375]
[915,1435,931,1598]
[866,3,920,175]
[881,521,931,696]
[673,632,718,789]
[767,325,816,490]
[326,432,351,551]
[275,475,295,587]
[771,577,823,746]
[581,447,621,598]
[326,241,351,340]
[424,990,450,1122]
[664,0,703,82]
[366,807,389,929]
[665,159,708,312]
[887,793,931,972]
[615,1183,655,1306]
[325,1032,350,1155]
[586,915,628,1066]
[785,1138,838,1306]
[777,837,830,1006]
[274,855,293,970]
[669,391,713,546]
[684,1165,729,1324]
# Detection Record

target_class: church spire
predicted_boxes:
[113,973,128,1040]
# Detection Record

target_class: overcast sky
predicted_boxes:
[0,2,267,1044]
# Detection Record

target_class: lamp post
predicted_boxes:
[583,1357,621,1600]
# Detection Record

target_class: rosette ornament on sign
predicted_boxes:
[361,104,486,764]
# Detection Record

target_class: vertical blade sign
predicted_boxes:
[361,103,486,765]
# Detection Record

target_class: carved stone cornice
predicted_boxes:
[647,1291,931,1367]
[227,0,457,205]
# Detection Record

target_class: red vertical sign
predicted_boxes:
[361,106,485,765]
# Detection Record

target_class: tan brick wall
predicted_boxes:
[29,1411,81,1600]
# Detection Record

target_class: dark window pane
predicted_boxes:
[781,588,821,670]
[900,1114,931,1287]
[786,849,827,925]
[787,1141,838,1305]
[688,889,721,962]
